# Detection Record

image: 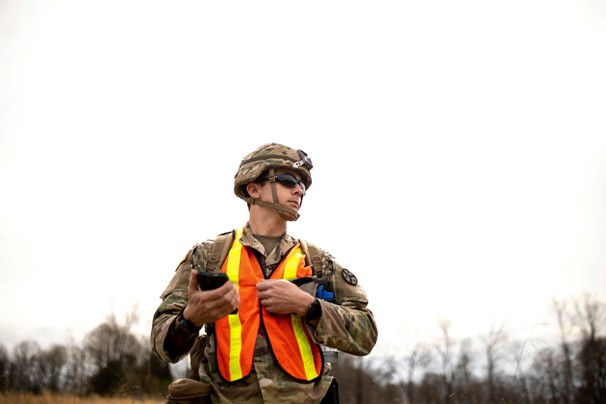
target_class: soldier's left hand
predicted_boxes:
[256,279,314,316]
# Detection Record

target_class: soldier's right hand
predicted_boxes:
[183,270,239,327]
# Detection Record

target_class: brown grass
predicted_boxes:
[0,393,164,404]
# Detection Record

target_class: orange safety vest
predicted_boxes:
[214,228,324,383]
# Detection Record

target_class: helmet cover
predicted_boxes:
[234,143,313,200]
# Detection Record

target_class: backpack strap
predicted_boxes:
[298,239,323,277]
[205,230,235,273]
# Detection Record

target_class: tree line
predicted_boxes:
[0,294,604,403]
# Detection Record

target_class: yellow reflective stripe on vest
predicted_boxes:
[226,228,244,381]
[291,314,319,379]
[283,247,303,279]
[283,246,319,380]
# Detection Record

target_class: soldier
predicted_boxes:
[151,143,378,403]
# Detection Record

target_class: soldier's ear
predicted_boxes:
[246,182,262,199]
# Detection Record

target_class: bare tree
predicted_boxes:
[454,338,475,398]
[572,293,605,343]
[530,346,566,403]
[435,319,455,404]
[506,339,533,404]
[0,344,8,392]
[85,312,148,396]
[572,294,606,404]
[401,343,432,404]
[576,336,606,404]
[552,298,574,404]
[331,354,398,403]
[63,342,87,395]
[32,344,68,393]
[418,371,442,404]
[481,322,507,404]
[10,340,40,392]
[85,313,145,370]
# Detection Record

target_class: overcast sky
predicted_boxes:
[1,0,605,359]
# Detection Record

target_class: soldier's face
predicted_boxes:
[259,169,304,210]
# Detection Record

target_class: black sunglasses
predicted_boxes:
[258,174,307,195]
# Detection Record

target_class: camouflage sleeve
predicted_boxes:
[308,251,378,356]
[150,241,213,363]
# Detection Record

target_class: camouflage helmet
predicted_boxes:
[234,143,313,201]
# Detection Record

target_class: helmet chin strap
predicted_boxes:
[250,198,299,221]
[247,168,300,221]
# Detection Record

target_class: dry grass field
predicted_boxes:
[0,393,165,404]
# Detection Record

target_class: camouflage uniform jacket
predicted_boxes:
[151,224,378,403]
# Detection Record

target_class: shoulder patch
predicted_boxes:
[341,268,358,285]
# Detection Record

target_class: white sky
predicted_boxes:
[1,0,605,358]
